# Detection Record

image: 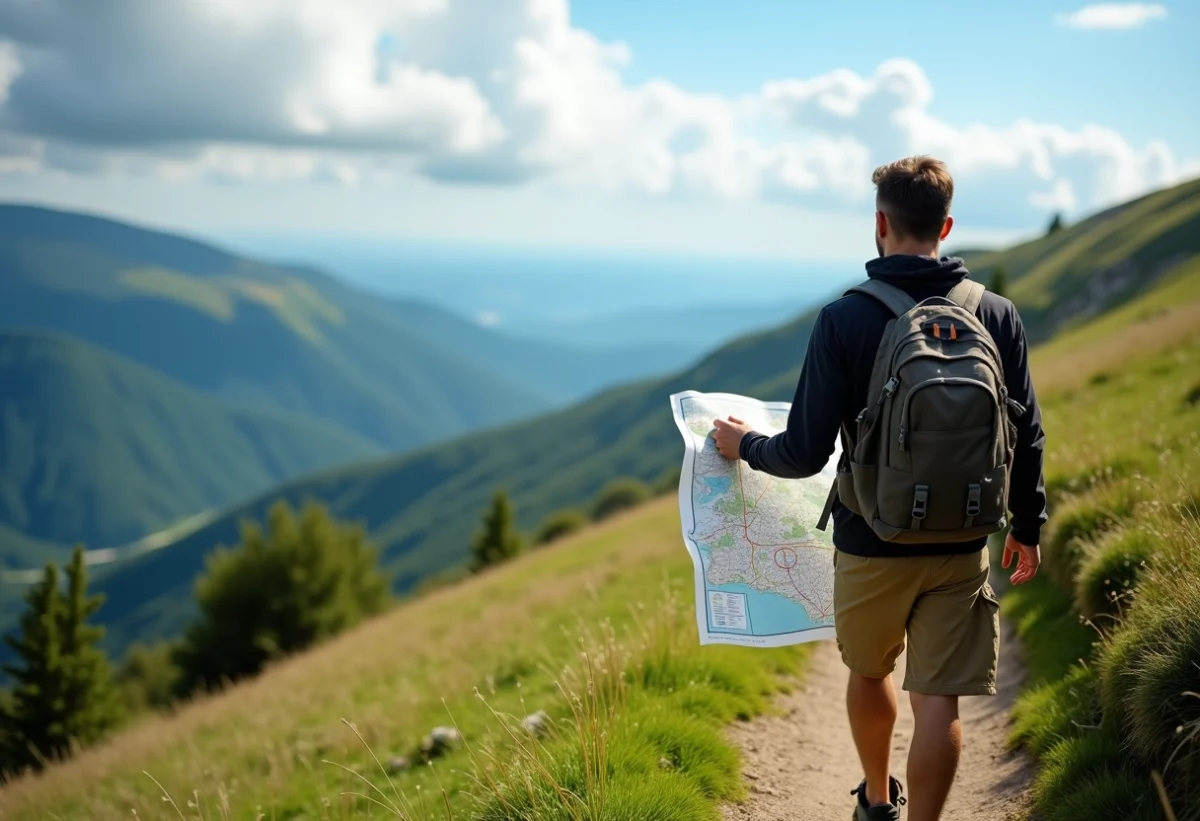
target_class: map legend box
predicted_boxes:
[708,590,749,630]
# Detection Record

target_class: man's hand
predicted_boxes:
[1002,533,1041,585]
[712,416,752,461]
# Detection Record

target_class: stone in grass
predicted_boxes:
[419,726,462,759]
[521,710,552,737]
[387,755,412,774]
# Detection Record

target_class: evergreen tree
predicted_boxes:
[470,489,523,572]
[1,547,119,775]
[989,265,1009,299]
[174,500,391,693]
[1047,212,1065,234]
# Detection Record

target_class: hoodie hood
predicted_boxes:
[865,254,969,288]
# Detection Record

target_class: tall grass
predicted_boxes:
[1006,314,1200,820]
[0,501,808,820]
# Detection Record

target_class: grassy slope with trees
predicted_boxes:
[2,260,1197,818]
[80,177,1200,656]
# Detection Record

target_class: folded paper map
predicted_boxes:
[669,390,841,647]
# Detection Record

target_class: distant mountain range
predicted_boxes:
[0,204,706,559]
[0,328,380,553]
[50,175,1200,658]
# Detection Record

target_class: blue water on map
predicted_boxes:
[697,477,732,504]
[707,582,828,636]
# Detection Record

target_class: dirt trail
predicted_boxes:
[721,617,1034,821]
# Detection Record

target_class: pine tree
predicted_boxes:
[1047,212,1065,234]
[57,548,121,745]
[1,547,118,775]
[173,500,391,693]
[989,265,1009,299]
[470,489,523,573]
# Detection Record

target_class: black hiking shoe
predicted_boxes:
[850,775,906,820]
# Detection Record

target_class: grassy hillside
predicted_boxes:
[0,499,809,820]
[962,175,1200,342]
[78,179,1200,658]
[0,328,380,554]
[997,273,1200,818]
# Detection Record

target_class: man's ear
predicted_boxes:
[939,215,954,241]
[875,210,888,238]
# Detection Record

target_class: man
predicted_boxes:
[712,155,1046,821]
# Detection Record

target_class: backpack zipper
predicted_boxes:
[897,376,998,451]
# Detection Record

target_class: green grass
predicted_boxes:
[1001,273,1200,819]
[0,501,810,820]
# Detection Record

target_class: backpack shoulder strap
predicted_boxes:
[945,279,986,315]
[845,279,918,318]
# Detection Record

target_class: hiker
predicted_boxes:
[712,155,1047,821]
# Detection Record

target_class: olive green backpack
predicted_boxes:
[816,277,1023,544]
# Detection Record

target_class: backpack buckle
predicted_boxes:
[965,483,982,517]
[964,483,982,528]
[911,484,929,529]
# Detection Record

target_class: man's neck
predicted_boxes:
[887,243,940,258]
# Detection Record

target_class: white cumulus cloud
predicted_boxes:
[1055,3,1168,29]
[0,0,1193,230]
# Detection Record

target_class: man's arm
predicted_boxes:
[1002,304,1048,548]
[737,307,847,479]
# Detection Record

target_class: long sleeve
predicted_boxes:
[739,307,847,479]
[1002,307,1048,547]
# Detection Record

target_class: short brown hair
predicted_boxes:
[872,155,954,242]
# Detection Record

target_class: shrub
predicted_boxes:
[651,467,682,496]
[116,642,181,714]
[1095,512,1200,809]
[1011,663,1101,757]
[534,509,588,545]
[591,478,651,521]
[1043,479,1149,591]
[174,499,391,693]
[1074,527,1156,625]
[1033,727,1134,810]
[1124,576,1200,779]
[1043,769,1162,821]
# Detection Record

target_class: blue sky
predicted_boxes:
[0,0,1195,260]
[573,0,1199,154]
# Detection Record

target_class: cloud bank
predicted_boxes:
[0,0,1194,227]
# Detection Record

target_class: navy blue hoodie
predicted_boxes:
[739,254,1048,557]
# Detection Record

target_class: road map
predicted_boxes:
[670,390,841,647]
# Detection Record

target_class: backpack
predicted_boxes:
[815,277,1024,544]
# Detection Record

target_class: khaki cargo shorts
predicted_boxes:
[832,547,1000,696]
